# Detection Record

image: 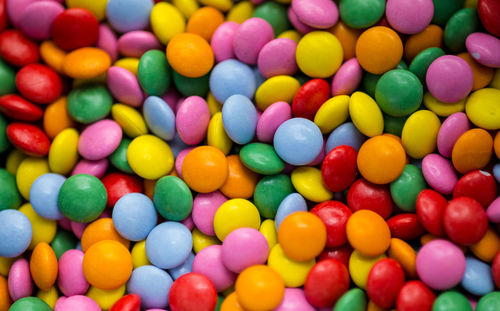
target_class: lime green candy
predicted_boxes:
[173,71,210,97]
[383,114,407,137]
[390,164,427,212]
[0,57,16,96]
[254,174,293,219]
[138,49,172,96]
[67,84,113,124]
[444,8,479,53]
[153,175,193,221]
[476,292,500,311]
[433,291,473,311]
[339,0,385,28]
[409,47,446,84]
[432,0,465,26]
[253,2,290,36]
[240,143,285,175]
[0,168,22,211]
[58,174,107,223]
[334,288,367,311]
[9,297,52,311]
[110,137,134,174]
[0,113,10,154]
[375,69,423,117]
[51,229,78,259]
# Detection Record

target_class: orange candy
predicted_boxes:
[43,97,76,139]
[40,41,67,72]
[277,211,327,262]
[0,275,10,311]
[235,265,285,311]
[182,146,229,193]
[355,26,403,74]
[346,210,391,257]
[404,25,443,62]
[30,242,58,291]
[388,238,417,278]
[451,128,493,174]
[144,179,157,201]
[187,6,225,41]
[220,292,245,311]
[470,227,500,262]
[329,21,361,61]
[219,155,259,199]
[457,52,494,90]
[494,129,500,159]
[81,218,130,252]
[166,33,214,78]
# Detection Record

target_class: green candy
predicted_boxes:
[9,297,52,311]
[240,143,285,175]
[433,291,473,311]
[51,229,78,259]
[362,72,381,97]
[476,292,500,311]
[390,164,427,212]
[339,0,385,28]
[0,113,10,154]
[214,295,224,311]
[0,57,16,96]
[110,137,134,173]
[396,59,409,71]
[253,174,293,219]
[432,0,465,26]
[375,69,423,117]
[173,71,210,97]
[67,84,113,124]
[0,169,22,211]
[58,174,107,223]
[409,47,446,84]
[153,176,193,221]
[383,114,407,137]
[444,8,479,53]
[253,2,290,36]
[334,288,367,311]
[138,49,172,96]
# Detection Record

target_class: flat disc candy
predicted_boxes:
[153,176,193,221]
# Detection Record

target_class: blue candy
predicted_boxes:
[461,257,494,296]
[106,0,153,33]
[222,94,258,144]
[29,173,66,220]
[0,210,32,258]
[112,193,158,241]
[143,96,176,141]
[209,59,256,103]
[275,193,308,230]
[493,163,500,184]
[127,265,174,309]
[168,252,195,280]
[326,122,366,153]
[145,221,192,269]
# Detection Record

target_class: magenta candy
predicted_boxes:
[176,96,210,145]
[78,119,122,161]
[386,0,434,34]
[175,147,195,178]
[161,87,181,112]
[437,112,470,158]
[287,6,314,34]
[55,295,101,311]
[118,30,162,58]
[192,245,237,292]
[291,0,339,29]
[426,55,473,103]
[211,21,239,63]
[256,101,292,143]
[8,258,33,301]
[275,288,316,311]
[71,159,109,179]
[221,228,269,273]
[58,249,89,296]
[58,217,72,231]
[466,32,500,68]
[97,24,119,62]
[107,66,144,107]
[71,221,87,239]
[192,191,227,236]
[422,153,458,195]
[257,38,298,78]
[180,214,194,231]
[486,197,500,223]
[18,1,64,40]
[233,17,274,65]
[331,58,363,96]
[6,0,37,28]
[416,239,465,290]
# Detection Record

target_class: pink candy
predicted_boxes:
[18,1,64,40]
[422,153,458,195]
[291,0,338,29]
[386,0,434,34]
[71,159,109,179]
[55,295,101,311]
[331,58,363,96]
[257,38,298,78]
[58,250,89,296]
[8,258,33,301]
[107,66,144,107]
[78,119,122,161]
[192,245,237,292]
[426,55,473,103]
[175,96,210,145]
[118,30,162,58]
[192,191,227,236]
[256,101,292,143]
[437,112,470,158]
[221,228,269,273]
[466,32,500,68]
[233,17,274,65]
[211,21,239,63]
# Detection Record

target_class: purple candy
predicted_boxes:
[97,24,119,62]
[233,17,274,65]
[118,30,162,58]
[437,112,470,158]
[292,0,339,29]
[426,55,473,103]
[466,32,500,68]
[331,58,363,96]
[107,66,144,107]
[18,1,64,40]
[257,38,298,78]
[422,153,458,195]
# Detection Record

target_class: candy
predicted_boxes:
[46,128,79,174]
[52,8,99,51]
[169,273,218,311]
[235,265,285,311]
[295,31,343,78]
[209,59,256,103]
[0,30,39,67]
[192,245,236,291]
[167,33,214,78]
[257,38,297,78]
[221,228,269,273]
[396,281,436,311]
[255,76,300,111]
[127,265,173,309]
[106,0,153,33]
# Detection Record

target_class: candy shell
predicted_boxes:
[292,0,338,29]
[176,96,210,145]
[421,153,458,195]
[107,66,144,107]
[466,32,500,68]
[437,112,470,157]
[8,258,33,301]
[78,120,122,161]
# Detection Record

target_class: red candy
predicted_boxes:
[321,145,358,192]
[366,258,405,309]
[291,78,330,120]
[396,281,436,311]
[101,173,144,207]
[453,170,498,207]
[443,196,488,245]
[15,64,62,104]
[110,294,141,311]
[416,189,447,237]
[6,122,50,157]
[493,251,500,288]
[387,213,425,241]
[304,259,350,308]
[0,29,40,66]
[311,201,352,248]
[51,8,99,51]
[347,178,393,219]
[478,0,500,37]
[0,94,43,121]
[168,273,218,311]
[0,0,6,32]
[318,245,353,270]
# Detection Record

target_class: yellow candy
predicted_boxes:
[401,110,441,159]
[470,227,500,262]
[465,88,500,130]
[172,0,199,18]
[278,30,302,43]
[114,58,140,76]
[192,228,221,253]
[349,250,386,289]
[40,41,66,72]
[6,149,26,175]
[198,0,232,11]
[214,199,261,241]
[37,287,59,309]
[151,2,186,45]
[62,47,111,80]
[296,31,343,78]
[349,91,384,137]
[388,238,417,278]
[465,0,478,7]
[314,95,350,134]
[49,128,79,175]
[267,244,315,287]
[131,240,151,269]
[259,219,278,250]
[111,104,148,138]
[490,69,500,89]
[207,92,222,116]
[291,167,333,203]
[255,75,300,111]
[423,92,465,117]
[127,135,174,180]
[207,112,233,155]
[19,204,57,249]
[66,0,108,20]
[87,285,126,310]
[16,157,50,200]
[227,1,254,24]
[0,256,14,277]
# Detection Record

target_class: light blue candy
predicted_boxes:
[493,164,500,184]
[274,118,323,166]
[461,257,494,296]
[0,210,32,258]
[209,59,256,103]
[275,193,307,230]
[146,221,192,269]
[76,242,83,252]
[325,122,366,153]
[143,96,176,141]
[113,193,158,241]
[222,94,258,144]
[29,173,66,220]
[106,0,153,33]
[127,265,174,309]
[168,252,194,280]
[169,133,189,158]
[253,66,266,88]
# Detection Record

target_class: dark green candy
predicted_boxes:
[409,47,446,84]
[138,49,172,96]
[58,174,107,223]
[339,0,385,28]
[476,292,500,311]
[253,174,293,219]
[334,288,367,311]
[67,84,113,124]
[214,295,224,311]
[153,176,193,221]
[432,0,465,26]
[51,229,78,259]
[383,114,407,137]
[0,113,10,153]
[363,72,381,97]
[396,60,409,70]
[0,169,22,211]
[253,2,290,36]
[173,71,210,97]
[110,137,134,173]
[0,57,16,96]
[390,164,427,212]
[433,291,473,311]
[444,8,479,53]
[240,143,285,175]
[9,297,52,311]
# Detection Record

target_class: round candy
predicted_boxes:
[211,21,239,62]
[452,128,493,174]
[240,143,285,175]
[127,265,173,310]
[465,88,500,130]
[386,0,434,34]
[437,112,470,157]
[187,6,224,41]
[153,175,193,221]
[182,146,228,193]
[213,198,261,241]
[127,135,174,180]
[192,245,236,292]
[48,128,79,175]
[220,154,259,199]
[6,123,50,157]
[143,96,176,141]
[426,55,473,103]
[461,257,494,296]
[390,164,426,212]
[106,0,153,33]
[339,0,385,29]
[432,291,473,311]
[30,173,65,220]
[176,96,210,145]
[304,259,350,308]
[221,228,269,273]
[67,84,112,124]
[325,122,365,153]
[396,281,436,311]
[0,210,32,258]
[62,47,111,79]
[30,242,57,291]
[222,94,258,144]
[192,191,227,236]
[81,218,129,252]
[9,297,51,311]
[145,222,192,269]
[478,0,500,37]
[292,0,338,29]
[118,30,161,58]
[138,50,171,96]
[311,201,351,248]
[209,59,256,103]
[113,193,157,241]
[0,29,39,67]
[255,76,300,111]
[401,109,441,159]
[169,273,218,311]
[58,249,88,296]
[52,8,99,51]
[167,33,214,78]
[0,169,21,210]
[16,64,62,104]
[295,31,343,78]
[18,1,64,40]
[267,243,315,288]
[235,265,285,311]
[275,288,315,311]
[477,292,500,311]
[257,38,297,78]
[349,91,384,137]
[346,210,391,257]
[78,120,122,161]
[107,66,143,107]
[466,32,500,68]
[333,288,367,311]
[275,193,307,230]
[347,178,393,219]
[443,197,488,245]
[150,2,185,45]
[233,17,274,65]
[366,258,405,308]
[416,189,447,236]
[331,58,363,96]
[255,174,294,218]
[453,170,497,207]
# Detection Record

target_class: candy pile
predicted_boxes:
[0,0,499,310]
